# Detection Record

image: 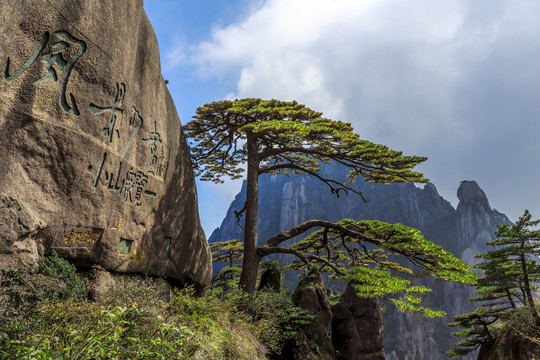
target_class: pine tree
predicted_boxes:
[448,210,540,356]
[488,210,540,316]
[210,239,243,288]
[447,306,504,356]
[186,99,474,314]
[288,219,474,317]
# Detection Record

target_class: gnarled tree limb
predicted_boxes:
[262,219,380,248]
[257,245,345,276]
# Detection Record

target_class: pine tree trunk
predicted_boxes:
[228,249,233,281]
[239,134,261,292]
[520,250,540,320]
[506,289,516,309]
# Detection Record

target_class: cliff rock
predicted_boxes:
[456,180,509,266]
[280,270,335,360]
[332,281,385,360]
[0,0,211,286]
[477,327,540,360]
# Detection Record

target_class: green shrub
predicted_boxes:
[0,251,84,321]
[0,280,270,359]
[226,286,315,355]
[0,300,193,359]
[38,250,85,300]
[1,255,313,359]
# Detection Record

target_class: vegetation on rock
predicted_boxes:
[0,252,314,359]
[448,210,540,356]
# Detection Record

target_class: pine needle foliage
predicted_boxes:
[185,98,427,187]
[288,219,475,317]
[210,239,244,288]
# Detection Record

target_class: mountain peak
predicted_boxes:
[423,182,438,195]
[457,180,490,208]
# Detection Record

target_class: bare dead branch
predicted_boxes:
[259,162,367,200]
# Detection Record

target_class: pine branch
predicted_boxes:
[257,246,345,276]
[263,219,379,248]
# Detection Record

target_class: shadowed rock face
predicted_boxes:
[280,271,335,360]
[332,281,385,360]
[0,0,211,286]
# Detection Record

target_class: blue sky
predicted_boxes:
[144,0,540,237]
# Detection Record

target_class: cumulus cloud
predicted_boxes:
[184,0,540,223]
[164,41,188,71]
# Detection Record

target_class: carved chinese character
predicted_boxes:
[134,171,148,206]
[121,106,144,157]
[3,33,48,82]
[64,230,74,243]
[122,168,148,206]
[122,168,136,203]
[88,153,156,205]
[88,152,108,189]
[111,216,124,232]
[89,82,125,144]
[3,31,86,116]
[106,161,125,193]
[64,231,99,244]
[143,121,162,172]
[132,248,145,265]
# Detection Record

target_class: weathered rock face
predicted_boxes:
[477,327,540,360]
[456,180,509,267]
[280,275,386,360]
[280,271,335,360]
[332,281,385,360]
[209,163,511,359]
[0,0,211,286]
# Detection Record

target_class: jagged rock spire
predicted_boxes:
[457,180,490,208]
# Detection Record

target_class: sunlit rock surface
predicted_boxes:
[0,0,211,286]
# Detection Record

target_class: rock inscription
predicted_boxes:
[0,0,211,287]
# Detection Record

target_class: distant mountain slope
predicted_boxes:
[209,163,511,359]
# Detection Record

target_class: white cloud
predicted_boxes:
[163,37,189,72]
[191,0,468,141]
[187,0,540,223]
